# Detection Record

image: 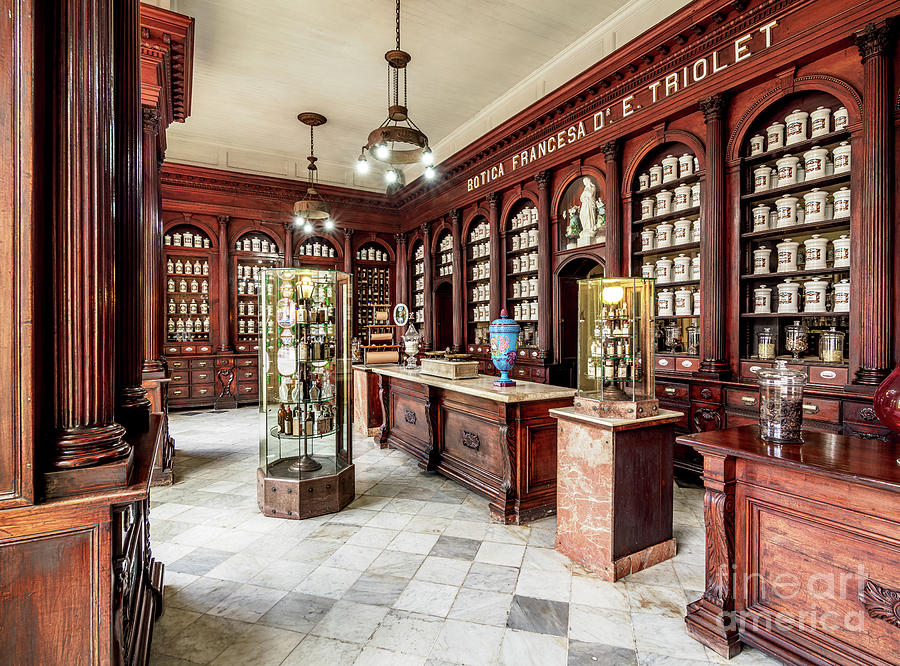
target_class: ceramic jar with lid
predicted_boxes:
[804,235,829,270]
[673,185,692,211]
[754,285,772,313]
[776,155,801,186]
[673,218,691,245]
[649,164,663,187]
[678,153,694,178]
[752,205,771,231]
[640,228,656,251]
[690,182,701,208]
[832,187,851,219]
[832,234,851,268]
[766,122,785,150]
[690,255,701,280]
[639,173,650,190]
[832,279,850,312]
[749,135,765,156]
[753,246,772,274]
[641,262,656,279]
[673,253,691,281]
[803,189,828,223]
[674,288,693,315]
[803,146,828,180]
[641,197,655,220]
[833,106,849,131]
[692,289,701,315]
[803,278,829,313]
[656,222,674,248]
[754,166,774,192]
[657,289,674,316]
[777,279,800,313]
[809,106,832,137]
[655,189,673,216]
[775,196,802,227]
[785,109,809,145]
[832,142,851,174]
[691,218,701,242]
[776,238,800,272]
[655,256,673,284]
[662,155,679,183]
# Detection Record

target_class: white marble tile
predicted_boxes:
[475,541,526,568]
[621,560,682,589]
[281,635,362,666]
[353,646,426,666]
[514,565,571,603]
[249,559,317,590]
[443,519,489,541]
[447,587,512,627]
[414,556,471,587]
[205,552,277,583]
[366,511,414,531]
[150,502,193,520]
[387,531,440,555]
[293,565,361,599]
[311,600,389,644]
[212,623,305,666]
[208,583,288,623]
[404,515,450,534]
[429,619,504,666]
[498,628,567,666]
[324,544,383,571]
[568,604,635,649]
[393,580,459,616]
[631,612,709,661]
[570,573,630,611]
[368,610,445,657]
[345,526,400,549]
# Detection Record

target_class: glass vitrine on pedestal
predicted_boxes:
[257,267,354,520]
[575,276,659,420]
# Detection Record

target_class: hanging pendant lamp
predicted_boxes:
[294,112,334,233]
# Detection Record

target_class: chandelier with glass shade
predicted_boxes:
[293,112,334,233]
[356,0,434,185]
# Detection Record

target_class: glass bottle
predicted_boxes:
[756,359,807,443]
[686,324,700,355]
[818,327,845,363]
[756,327,776,360]
[784,320,809,359]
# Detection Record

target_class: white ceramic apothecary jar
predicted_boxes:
[785,109,809,145]
[749,135,765,156]
[776,238,800,272]
[832,234,851,268]
[752,205,771,232]
[803,189,828,223]
[649,164,663,187]
[833,106,849,131]
[642,262,656,279]
[776,196,802,227]
[673,218,691,245]
[803,146,828,180]
[690,182,701,208]
[673,185,692,211]
[809,106,832,137]
[754,166,774,192]
[833,187,851,219]
[640,228,656,251]
[657,289,675,316]
[674,288,693,315]
[754,285,772,313]
[833,279,850,312]
[777,279,800,313]
[639,172,650,190]
[766,122,785,151]
[655,256,673,284]
[691,218,701,242]
[662,155,679,183]
[803,278,829,313]
[691,255,701,280]
[753,245,772,274]
[776,155,801,186]
[656,189,673,216]
[678,153,694,178]
[832,142,851,174]
[641,197,655,220]
[656,223,674,248]
[693,289,701,315]
[673,253,692,281]
[804,235,829,270]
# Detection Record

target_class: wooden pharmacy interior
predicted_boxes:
[3,0,900,663]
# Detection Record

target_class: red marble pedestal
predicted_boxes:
[550,406,682,580]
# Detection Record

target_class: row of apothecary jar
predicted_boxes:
[752,187,851,229]
[642,254,700,283]
[165,231,211,248]
[235,236,275,253]
[168,258,209,276]
[471,303,491,323]
[415,246,424,260]
[752,278,850,313]
[237,264,264,280]
[511,277,538,299]
[512,300,539,322]
[755,325,845,363]
[470,282,492,302]
[640,218,700,251]
[470,241,490,259]
[438,251,453,266]
[470,261,490,281]
[511,228,538,250]
[637,154,700,190]
[640,182,701,219]
[237,318,257,336]
[511,252,539,274]
[167,277,209,294]
[168,317,211,336]
[511,207,538,228]
[753,143,850,192]
[356,247,389,262]
[414,293,424,307]
[168,298,209,315]
[438,263,454,277]
[749,106,849,156]
[298,242,336,258]
[753,235,850,274]
[470,222,490,241]
[414,277,424,291]
[414,261,424,276]
[439,235,453,251]
[657,288,700,317]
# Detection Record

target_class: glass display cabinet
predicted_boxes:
[575,276,659,419]
[257,267,354,520]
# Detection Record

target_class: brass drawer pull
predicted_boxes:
[664,387,677,396]
[741,396,757,405]
[198,373,208,379]
[802,403,819,414]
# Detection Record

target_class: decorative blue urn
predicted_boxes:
[489,308,521,387]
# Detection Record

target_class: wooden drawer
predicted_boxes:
[391,394,429,442]
[513,366,529,380]
[808,365,848,386]
[169,371,189,386]
[691,383,722,403]
[169,358,187,370]
[234,342,259,353]
[166,345,181,355]
[726,387,759,411]
[690,404,723,432]
[842,422,897,442]
[191,369,214,384]
[659,403,689,429]
[190,358,214,369]
[169,386,188,400]
[216,357,234,368]
[238,383,258,397]
[441,408,502,477]
[654,355,675,372]
[675,356,700,372]
[191,385,215,400]
[196,344,213,354]
[656,381,688,402]
[740,360,772,379]
[237,357,257,367]
[842,401,882,426]
[799,397,840,423]
[530,366,546,381]
[181,344,198,354]
[238,367,258,382]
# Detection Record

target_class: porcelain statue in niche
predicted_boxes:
[565,206,581,249]
[578,177,598,247]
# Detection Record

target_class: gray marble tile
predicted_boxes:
[568,640,638,665]
[429,535,481,561]
[506,595,569,637]
[343,573,409,606]
[257,591,336,632]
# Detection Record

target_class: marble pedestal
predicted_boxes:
[550,406,682,580]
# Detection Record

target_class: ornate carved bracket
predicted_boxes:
[861,579,900,628]
[462,431,480,451]
[404,409,416,425]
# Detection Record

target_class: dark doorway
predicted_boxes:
[555,258,602,388]
[433,281,453,351]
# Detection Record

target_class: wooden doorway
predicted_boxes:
[433,281,453,351]
[555,258,602,388]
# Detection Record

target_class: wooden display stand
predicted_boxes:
[550,405,683,580]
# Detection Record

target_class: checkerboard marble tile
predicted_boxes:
[149,407,778,666]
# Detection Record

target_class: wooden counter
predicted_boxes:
[352,364,386,437]
[677,426,900,665]
[372,367,575,523]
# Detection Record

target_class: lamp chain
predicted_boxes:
[396,0,401,50]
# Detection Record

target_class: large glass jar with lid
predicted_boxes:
[757,360,807,444]
[576,276,657,419]
[258,267,353,519]
[818,327,845,363]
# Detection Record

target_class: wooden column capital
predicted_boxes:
[855,19,893,61]
[535,170,550,191]
[394,231,407,246]
[600,139,620,162]
[699,93,728,121]
[142,105,161,135]
[217,214,230,227]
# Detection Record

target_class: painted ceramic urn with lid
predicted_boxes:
[489,308,521,387]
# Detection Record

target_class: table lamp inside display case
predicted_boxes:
[575,276,659,420]
[257,267,354,519]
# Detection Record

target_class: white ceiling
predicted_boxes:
[161,0,689,191]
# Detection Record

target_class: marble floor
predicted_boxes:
[149,407,778,666]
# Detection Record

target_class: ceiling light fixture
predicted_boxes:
[293,112,332,229]
[357,0,433,187]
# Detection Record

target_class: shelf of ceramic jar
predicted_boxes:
[468,275,491,284]
[506,244,540,258]
[634,170,705,199]
[656,278,700,289]
[740,218,849,241]
[741,172,849,205]
[742,129,851,168]
[635,241,700,258]
[740,266,849,281]
[633,204,701,227]
[740,311,849,318]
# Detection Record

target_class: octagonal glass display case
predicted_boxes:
[257,267,354,519]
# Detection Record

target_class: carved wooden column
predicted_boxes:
[601,140,622,276]
[216,215,231,352]
[698,95,730,377]
[395,232,408,342]
[450,209,464,353]
[283,223,293,267]
[116,0,151,429]
[487,192,502,321]
[685,452,740,658]
[48,0,130,469]
[853,21,894,385]
[343,228,354,274]
[535,171,552,359]
[141,107,165,375]
[422,222,434,351]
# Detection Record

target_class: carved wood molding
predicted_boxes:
[462,431,480,451]
[499,419,516,494]
[860,579,900,628]
[377,376,391,446]
[694,407,723,432]
[404,409,416,426]
[702,487,735,608]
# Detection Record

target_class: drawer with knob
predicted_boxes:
[239,368,259,382]
[655,381,689,402]
[169,359,187,370]
[190,358,213,369]
[191,370,214,384]
[169,372,189,386]
[191,385,214,399]
[238,383,258,396]
[726,388,759,411]
[691,384,722,404]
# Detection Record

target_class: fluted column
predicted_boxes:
[49,0,130,468]
[535,171,552,359]
[853,21,894,385]
[283,223,293,267]
[141,107,165,375]
[698,95,729,377]
[601,140,622,276]
[395,232,408,342]
[343,228,354,274]
[216,215,232,352]
[450,209,464,353]
[422,222,434,351]
[487,192,502,321]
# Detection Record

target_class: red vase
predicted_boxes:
[873,361,900,434]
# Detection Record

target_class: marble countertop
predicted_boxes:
[371,366,577,404]
[549,406,684,431]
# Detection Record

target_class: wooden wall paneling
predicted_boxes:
[536,171,552,359]
[450,209,464,352]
